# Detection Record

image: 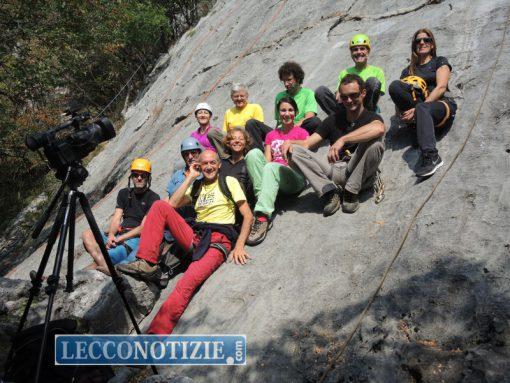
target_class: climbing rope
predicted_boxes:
[318,9,510,382]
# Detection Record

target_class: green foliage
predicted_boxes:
[0,0,214,232]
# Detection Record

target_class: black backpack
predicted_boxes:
[4,319,114,383]
[155,175,241,290]
[190,174,242,227]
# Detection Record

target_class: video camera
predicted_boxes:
[26,107,116,182]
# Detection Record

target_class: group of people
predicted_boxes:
[82,28,457,334]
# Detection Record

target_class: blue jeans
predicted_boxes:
[101,232,140,265]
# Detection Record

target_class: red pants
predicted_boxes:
[138,201,231,334]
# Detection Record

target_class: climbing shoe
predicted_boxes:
[416,151,443,177]
[342,190,359,214]
[116,259,158,280]
[246,215,272,246]
[321,189,341,216]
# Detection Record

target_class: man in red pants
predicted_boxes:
[117,150,253,334]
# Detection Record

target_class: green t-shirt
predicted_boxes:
[274,87,317,124]
[337,65,386,94]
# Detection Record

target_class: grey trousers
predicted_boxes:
[290,139,384,197]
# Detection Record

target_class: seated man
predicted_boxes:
[315,34,386,114]
[167,137,203,198]
[82,158,160,274]
[117,150,253,334]
[285,74,385,215]
[245,61,321,145]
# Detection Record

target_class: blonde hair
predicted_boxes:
[223,127,251,155]
[409,28,437,75]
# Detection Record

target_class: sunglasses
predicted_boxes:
[131,172,149,179]
[183,149,201,157]
[414,37,433,44]
[339,92,361,101]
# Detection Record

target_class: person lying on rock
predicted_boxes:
[117,150,253,334]
[189,102,219,153]
[389,28,457,178]
[244,61,321,149]
[283,74,385,215]
[82,159,160,274]
[315,33,386,115]
[208,83,265,156]
[245,97,308,246]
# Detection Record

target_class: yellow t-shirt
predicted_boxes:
[185,176,246,224]
[222,103,264,132]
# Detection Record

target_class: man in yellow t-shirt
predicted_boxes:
[208,83,265,157]
[118,150,253,334]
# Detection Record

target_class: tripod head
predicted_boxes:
[32,163,88,239]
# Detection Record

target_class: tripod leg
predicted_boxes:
[5,195,68,369]
[65,193,77,292]
[35,190,75,383]
[77,192,158,375]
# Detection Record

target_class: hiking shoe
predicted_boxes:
[116,259,158,279]
[321,190,341,216]
[373,170,385,204]
[342,190,359,214]
[246,216,271,246]
[416,151,443,177]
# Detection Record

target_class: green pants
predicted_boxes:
[245,148,305,216]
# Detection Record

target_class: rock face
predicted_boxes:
[3,0,510,381]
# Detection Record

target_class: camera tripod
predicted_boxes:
[6,164,157,382]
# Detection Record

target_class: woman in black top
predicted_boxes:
[389,28,457,177]
[220,127,253,203]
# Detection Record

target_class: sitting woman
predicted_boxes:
[220,127,253,203]
[389,28,457,178]
[208,83,265,157]
[245,97,308,246]
[190,102,219,152]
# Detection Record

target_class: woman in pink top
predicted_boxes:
[245,97,308,245]
[190,102,219,152]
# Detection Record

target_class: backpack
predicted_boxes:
[4,319,114,383]
[154,175,241,290]
[190,174,242,227]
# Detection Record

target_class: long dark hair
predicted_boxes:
[277,96,299,115]
[409,28,437,75]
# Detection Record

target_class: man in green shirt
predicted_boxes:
[247,61,321,137]
[315,34,386,115]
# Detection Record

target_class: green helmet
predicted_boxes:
[349,34,371,50]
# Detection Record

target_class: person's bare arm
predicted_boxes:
[426,65,450,102]
[264,144,272,162]
[328,120,385,163]
[295,112,316,126]
[169,165,200,208]
[230,201,253,265]
[117,215,146,242]
[281,133,323,161]
[106,208,123,248]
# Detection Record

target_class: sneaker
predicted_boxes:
[321,190,341,216]
[416,151,443,177]
[246,216,271,246]
[342,190,359,214]
[373,171,385,204]
[116,259,158,279]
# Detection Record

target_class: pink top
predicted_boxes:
[190,125,217,152]
[265,125,309,166]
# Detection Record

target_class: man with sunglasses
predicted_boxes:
[82,158,160,274]
[315,34,386,115]
[166,137,203,199]
[284,74,385,215]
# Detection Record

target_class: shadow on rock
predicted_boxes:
[176,255,509,382]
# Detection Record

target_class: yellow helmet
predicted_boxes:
[401,76,429,101]
[350,34,371,50]
[130,158,151,173]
